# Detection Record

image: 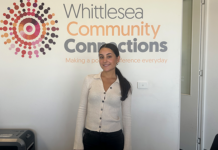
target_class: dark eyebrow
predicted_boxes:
[99,53,112,56]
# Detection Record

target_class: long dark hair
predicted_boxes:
[99,43,131,101]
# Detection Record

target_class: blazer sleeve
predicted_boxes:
[73,75,90,150]
[121,90,132,150]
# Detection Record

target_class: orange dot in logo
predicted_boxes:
[46,22,49,26]
[51,20,55,25]
[1,35,4,38]
[4,42,7,44]
[42,23,46,27]
[43,27,46,31]
[4,33,8,37]
[7,39,11,43]
[1,20,3,23]
[52,13,55,16]
[42,31,46,35]
[12,37,15,40]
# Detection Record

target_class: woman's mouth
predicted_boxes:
[103,64,110,67]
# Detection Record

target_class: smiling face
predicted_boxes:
[99,47,120,73]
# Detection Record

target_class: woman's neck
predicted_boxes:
[101,69,116,79]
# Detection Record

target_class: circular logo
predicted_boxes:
[0,0,59,58]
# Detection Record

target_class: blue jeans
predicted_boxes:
[83,128,124,150]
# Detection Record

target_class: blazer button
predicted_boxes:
[110,87,112,89]
[104,92,106,94]
[100,117,102,119]
[102,101,104,103]
[101,109,103,111]
[99,126,101,128]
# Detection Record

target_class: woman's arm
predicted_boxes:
[73,75,90,150]
[122,90,132,150]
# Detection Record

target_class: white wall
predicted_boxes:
[202,0,218,149]
[0,0,182,150]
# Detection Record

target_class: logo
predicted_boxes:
[0,0,59,58]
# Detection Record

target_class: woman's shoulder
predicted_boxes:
[85,74,96,78]
[84,73,100,81]
[83,73,99,87]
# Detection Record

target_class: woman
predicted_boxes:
[73,43,132,150]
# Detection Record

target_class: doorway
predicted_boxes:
[180,0,202,150]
